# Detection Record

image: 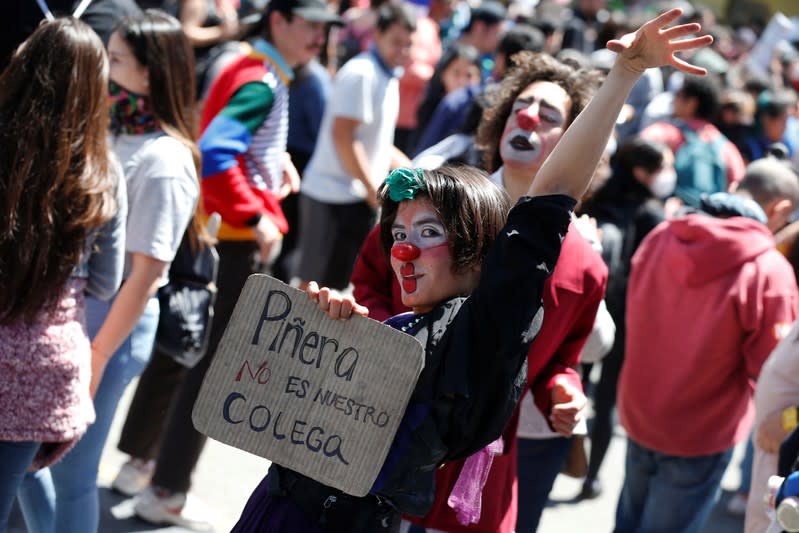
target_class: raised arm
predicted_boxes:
[528,8,712,199]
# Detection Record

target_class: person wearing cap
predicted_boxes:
[295,3,416,293]
[615,157,799,532]
[112,0,340,526]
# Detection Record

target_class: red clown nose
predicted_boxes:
[517,108,540,131]
[391,243,421,261]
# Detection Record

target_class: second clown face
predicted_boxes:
[390,197,479,314]
[499,80,572,175]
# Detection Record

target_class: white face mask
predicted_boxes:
[649,168,677,198]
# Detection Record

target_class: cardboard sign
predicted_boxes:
[192,274,425,496]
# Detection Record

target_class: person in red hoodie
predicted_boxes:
[352,50,610,533]
[616,156,799,533]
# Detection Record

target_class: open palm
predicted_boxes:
[607,8,713,75]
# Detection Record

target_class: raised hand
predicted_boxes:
[607,8,713,75]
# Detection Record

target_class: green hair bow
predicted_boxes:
[385,167,427,202]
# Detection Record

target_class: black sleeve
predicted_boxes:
[437,194,575,459]
[374,195,575,514]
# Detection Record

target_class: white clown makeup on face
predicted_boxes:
[389,197,479,314]
[499,80,572,174]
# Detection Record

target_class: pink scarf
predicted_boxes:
[447,437,504,525]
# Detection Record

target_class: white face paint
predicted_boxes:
[649,168,677,198]
[500,127,544,166]
[389,197,479,313]
[498,81,571,174]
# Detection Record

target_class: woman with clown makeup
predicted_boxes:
[231,9,713,533]
[403,50,609,533]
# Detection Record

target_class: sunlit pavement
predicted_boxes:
[10,380,747,533]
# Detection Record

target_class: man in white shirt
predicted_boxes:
[296,3,415,290]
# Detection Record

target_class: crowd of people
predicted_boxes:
[2,0,799,533]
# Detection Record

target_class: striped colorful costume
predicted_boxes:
[199,39,293,237]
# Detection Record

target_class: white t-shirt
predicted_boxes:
[110,132,199,286]
[301,51,399,204]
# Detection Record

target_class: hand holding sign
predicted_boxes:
[306,281,369,320]
[193,275,423,496]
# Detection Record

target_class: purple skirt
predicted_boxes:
[231,473,323,533]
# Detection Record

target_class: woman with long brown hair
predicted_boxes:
[0,17,126,531]
[17,10,205,533]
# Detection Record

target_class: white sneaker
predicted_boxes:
[727,492,749,516]
[111,458,154,496]
[134,486,213,531]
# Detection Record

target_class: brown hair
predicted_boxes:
[116,10,212,249]
[477,51,602,173]
[377,165,511,274]
[0,18,116,323]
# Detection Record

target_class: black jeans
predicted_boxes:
[117,239,258,492]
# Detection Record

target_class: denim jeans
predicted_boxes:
[0,440,39,531]
[516,436,572,533]
[740,434,754,493]
[17,295,159,533]
[614,438,733,533]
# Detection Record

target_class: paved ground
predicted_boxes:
[10,380,748,533]
[538,432,747,533]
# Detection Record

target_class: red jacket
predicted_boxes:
[619,214,798,456]
[351,224,608,532]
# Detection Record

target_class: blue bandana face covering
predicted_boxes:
[385,167,427,202]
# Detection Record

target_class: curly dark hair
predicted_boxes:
[377,165,511,274]
[477,51,603,173]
